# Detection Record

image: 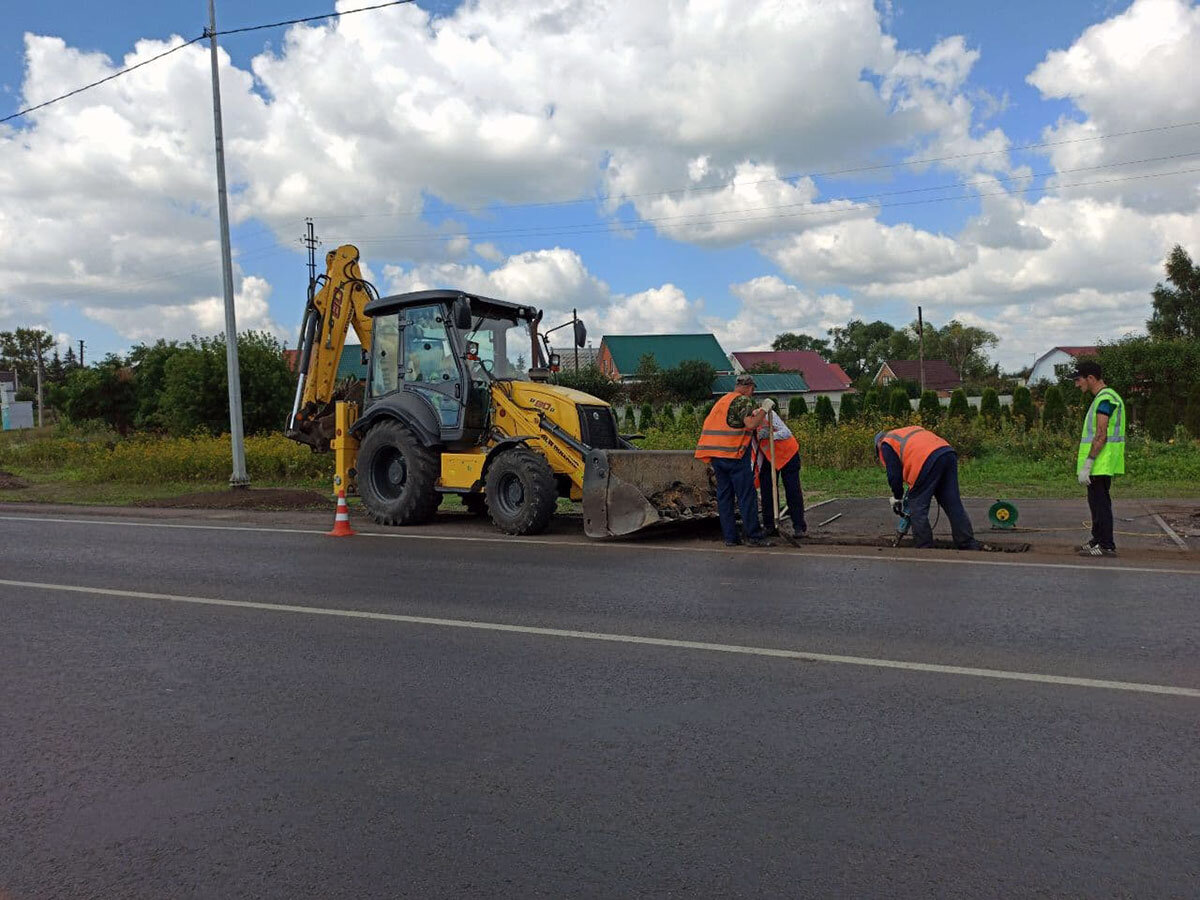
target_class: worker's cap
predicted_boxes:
[735,373,757,387]
[1069,359,1102,380]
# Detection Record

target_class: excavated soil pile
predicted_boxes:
[0,470,29,489]
[137,489,332,510]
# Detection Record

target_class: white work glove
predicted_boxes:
[890,498,904,517]
[1078,458,1093,486]
[759,398,775,412]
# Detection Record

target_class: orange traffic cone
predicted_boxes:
[327,490,356,537]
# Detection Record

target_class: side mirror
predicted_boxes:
[452,296,473,331]
[573,320,587,348]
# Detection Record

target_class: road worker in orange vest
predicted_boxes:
[696,373,775,547]
[754,407,807,537]
[875,425,981,550]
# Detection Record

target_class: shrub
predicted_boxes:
[1012,386,1037,429]
[889,388,912,419]
[862,390,881,414]
[555,364,624,403]
[1145,395,1175,441]
[638,403,654,430]
[948,388,970,420]
[918,390,941,428]
[1042,385,1068,430]
[838,393,859,422]
[1185,384,1200,438]
[621,405,637,432]
[814,395,837,429]
[657,405,676,427]
[980,388,1001,424]
[676,407,699,432]
[788,396,809,417]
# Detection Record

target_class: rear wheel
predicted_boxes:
[485,447,558,535]
[357,420,439,526]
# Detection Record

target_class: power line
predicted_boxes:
[0,1,418,125]
[0,36,204,125]
[312,120,1200,221]
[213,0,417,36]
[323,164,1200,245]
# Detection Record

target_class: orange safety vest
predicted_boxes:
[877,425,950,487]
[695,392,753,461]
[757,432,799,471]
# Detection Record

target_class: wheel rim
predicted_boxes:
[371,446,408,500]
[494,472,526,516]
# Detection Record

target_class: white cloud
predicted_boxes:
[82,276,286,343]
[706,276,854,351]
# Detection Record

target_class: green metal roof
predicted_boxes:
[712,373,809,394]
[339,345,369,380]
[602,334,732,374]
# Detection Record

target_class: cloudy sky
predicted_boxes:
[3,0,1199,369]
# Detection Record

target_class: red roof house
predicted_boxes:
[731,351,854,394]
[874,359,963,395]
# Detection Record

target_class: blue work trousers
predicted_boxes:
[758,454,806,532]
[906,451,978,549]
[711,452,763,544]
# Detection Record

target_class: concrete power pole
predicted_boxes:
[78,339,85,367]
[206,0,249,487]
[36,346,44,428]
[917,305,926,394]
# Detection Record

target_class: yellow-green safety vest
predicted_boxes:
[1077,387,1125,476]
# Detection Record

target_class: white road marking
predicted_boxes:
[0,513,1198,577]
[2,577,1197,698]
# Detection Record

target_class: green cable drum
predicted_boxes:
[988,500,1019,529]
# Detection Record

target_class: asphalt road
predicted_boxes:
[2,510,1198,898]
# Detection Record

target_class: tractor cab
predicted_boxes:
[362,289,578,449]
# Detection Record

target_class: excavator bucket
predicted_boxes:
[582,449,719,538]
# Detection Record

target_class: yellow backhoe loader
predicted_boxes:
[286,244,718,538]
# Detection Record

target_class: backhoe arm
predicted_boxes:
[286,244,375,451]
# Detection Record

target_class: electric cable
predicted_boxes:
[212,0,417,36]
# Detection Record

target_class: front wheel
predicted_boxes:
[485,447,558,535]
[357,420,440,526]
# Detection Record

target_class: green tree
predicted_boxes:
[659,359,717,401]
[629,353,663,403]
[657,404,676,427]
[814,395,837,429]
[788,395,808,417]
[1012,385,1037,429]
[1042,385,1068,430]
[621,405,637,432]
[159,332,293,436]
[918,390,941,428]
[838,393,859,422]
[1148,244,1200,340]
[1144,395,1175,441]
[555,364,624,403]
[1183,384,1200,438]
[827,319,897,380]
[638,402,655,430]
[0,327,55,388]
[889,387,912,418]
[948,388,970,419]
[676,405,699,431]
[126,340,183,430]
[938,320,999,381]
[979,388,1001,423]
[57,356,138,433]
[772,332,831,354]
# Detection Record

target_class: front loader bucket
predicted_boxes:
[583,449,718,538]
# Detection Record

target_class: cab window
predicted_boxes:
[403,306,461,387]
[369,313,400,396]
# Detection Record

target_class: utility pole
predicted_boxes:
[78,339,85,367]
[572,308,579,372]
[303,218,320,290]
[917,306,926,394]
[36,346,44,428]
[206,0,249,487]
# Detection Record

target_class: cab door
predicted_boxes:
[399,303,467,432]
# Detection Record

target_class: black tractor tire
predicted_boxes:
[484,446,558,535]
[356,420,440,526]
[463,493,488,517]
